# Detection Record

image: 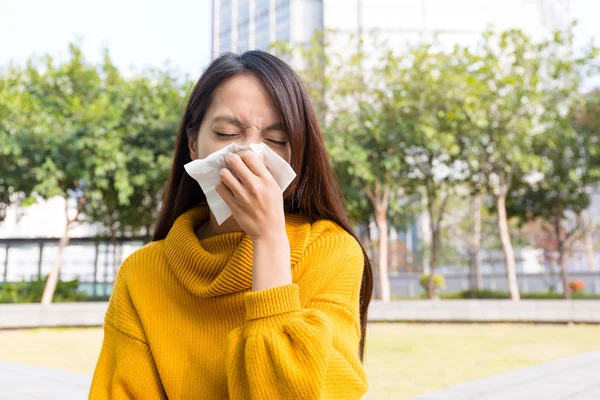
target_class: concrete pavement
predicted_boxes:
[1,349,599,399]
[0,361,91,400]
[408,349,600,400]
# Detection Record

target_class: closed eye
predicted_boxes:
[268,139,288,146]
[216,132,238,139]
[216,132,287,146]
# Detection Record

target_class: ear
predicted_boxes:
[188,136,198,160]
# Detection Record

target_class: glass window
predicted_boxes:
[219,0,233,53]
[237,0,250,51]
[275,0,290,42]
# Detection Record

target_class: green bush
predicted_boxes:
[440,289,509,299]
[0,277,90,303]
[438,290,600,300]
[419,274,446,292]
[521,291,600,300]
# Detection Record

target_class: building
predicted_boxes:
[212,0,572,57]
[212,0,322,55]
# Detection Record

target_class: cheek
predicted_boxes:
[195,131,228,159]
[276,145,292,165]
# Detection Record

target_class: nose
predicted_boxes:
[237,130,263,147]
[236,147,265,162]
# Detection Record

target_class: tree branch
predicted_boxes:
[436,191,451,228]
[365,183,377,206]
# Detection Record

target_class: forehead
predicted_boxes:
[208,74,281,121]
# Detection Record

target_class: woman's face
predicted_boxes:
[188,74,291,164]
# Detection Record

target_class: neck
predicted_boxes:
[195,209,245,240]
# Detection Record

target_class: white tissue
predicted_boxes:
[184,142,297,225]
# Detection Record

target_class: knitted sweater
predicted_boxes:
[88,202,369,399]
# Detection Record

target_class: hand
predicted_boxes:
[215,149,287,242]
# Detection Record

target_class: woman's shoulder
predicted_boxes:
[105,241,167,340]
[304,218,363,261]
[115,240,167,281]
[296,218,365,294]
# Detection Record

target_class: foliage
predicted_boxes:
[0,277,88,303]
[419,274,446,292]
[437,289,600,300]
[0,42,190,238]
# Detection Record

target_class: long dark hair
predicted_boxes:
[152,51,373,362]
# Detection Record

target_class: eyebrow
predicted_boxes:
[212,115,287,133]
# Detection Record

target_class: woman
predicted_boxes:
[89,50,373,399]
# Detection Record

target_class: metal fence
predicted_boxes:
[0,237,146,297]
[375,271,600,298]
[3,238,600,299]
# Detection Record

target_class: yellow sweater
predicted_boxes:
[89,201,368,399]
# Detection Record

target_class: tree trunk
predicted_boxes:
[470,193,483,292]
[426,195,438,299]
[112,234,118,275]
[428,228,439,299]
[555,218,571,300]
[41,224,71,305]
[41,196,84,305]
[405,224,413,273]
[375,208,391,302]
[581,209,595,271]
[496,193,520,300]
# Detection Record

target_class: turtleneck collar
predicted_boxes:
[163,201,311,297]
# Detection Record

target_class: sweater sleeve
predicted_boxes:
[89,260,167,400]
[225,233,369,399]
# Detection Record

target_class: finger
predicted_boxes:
[236,150,270,179]
[215,180,236,207]
[224,152,260,186]
[219,167,245,198]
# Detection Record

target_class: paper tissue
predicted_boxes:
[183,142,297,225]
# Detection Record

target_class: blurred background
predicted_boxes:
[1,1,599,399]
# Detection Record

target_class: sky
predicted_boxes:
[0,0,598,84]
[0,0,213,81]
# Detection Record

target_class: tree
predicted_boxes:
[82,56,189,264]
[458,29,546,300]
[327,32,413,302]
[3,42,188,303]
[16,44,130,304]
[396,43,470,298]
[0,64,38,220]
[507,27,599,298]
[573,89,600,271]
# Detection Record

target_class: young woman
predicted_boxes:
[89,50,373,399]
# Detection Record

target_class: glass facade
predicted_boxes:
[220,0,232,53]
[254,0,270,51]
[275,0,290,42]
[216,0,294,54]
[237,0,250,51]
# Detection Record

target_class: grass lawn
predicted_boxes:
[362,323,600,399]
[1,323,599,399]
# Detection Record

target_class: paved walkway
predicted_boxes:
[0,361,91,399]
[409,349,600,400]
[1,350,599,399]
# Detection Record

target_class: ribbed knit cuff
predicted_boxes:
[244,283,302,321]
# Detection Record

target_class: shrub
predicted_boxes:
[419,274,446,292]
[0,277,89,303]
[569,280,585,293]
[440,289,509,299]
[435,290,600,300]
